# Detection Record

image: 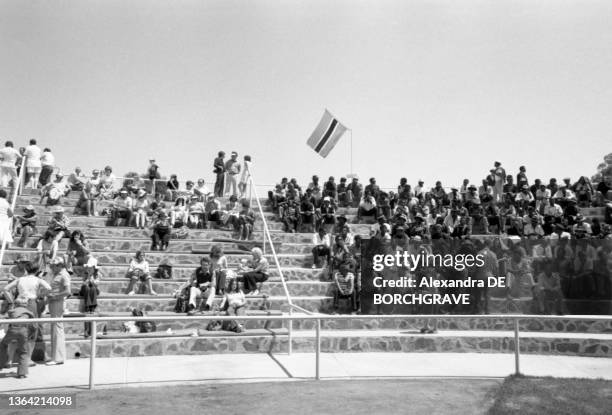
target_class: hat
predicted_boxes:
[137,189,147,197]
[575,214,584,222]
[149,158,156,161]
[468,185,477,190]
[49,257,65,266]
[521,185,529,190]
[337,214,347,222]
[120,189,128,194]
[55,173,64,178]
[14,254,29,264]
[190,194,199,200]
[23,205,34,212]
[323,196,331,202]
[92,169,100,174]
[52,206,64,213]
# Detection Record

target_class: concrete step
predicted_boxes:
[21,237,314,255]
[0,266,325,282]
[49,328,612,359]
[2,249,313,267]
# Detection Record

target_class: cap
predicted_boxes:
[14,254,29,264]
[323,196,331,202]
[49,257,65,266]
[23,205,34,212]
[120,189,128,194]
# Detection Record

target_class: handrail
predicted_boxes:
[1,313,610,389]
[0,156,26,268]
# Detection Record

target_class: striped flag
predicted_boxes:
[306,109,348,158]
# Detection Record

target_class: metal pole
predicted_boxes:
[89,321,97,390]
[350,129,353,175]
[315,318,321,380]
[514,318,520,375]
[288,308,293,355]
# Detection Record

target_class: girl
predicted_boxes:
[37,230,58,274]
[64,230,91,274]
[170,197,188,227]
[125,250,157,296]
[237,155,251,199]
[242,247,269,295]
[209,245,229,295]
[219,279,246,333]
[98,166,116,200]
[80,258,100,337]
[0,189,14,248]
[133,189,149,229]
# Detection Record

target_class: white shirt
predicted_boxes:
[24,145,42,167]
[312,233,331,247]
[41,152,55,167]
[0,147,21,167]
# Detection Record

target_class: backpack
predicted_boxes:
[173,287,190,313]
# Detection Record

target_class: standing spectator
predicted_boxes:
[0,141,22,188]
[0,189,14,248]
[242,247,269,295]
[133,189,149,229]
[516,166,529,189]
[46,257,71,366]
[224,151,241,197]
[80,258,100,337]
[39,148,55,186]
[333,263,356,314]
[238,155,251,199]
[209,245,229,295]
[493,161,506,202]
[36,231,58,273]
[213,151,226,197]
[0,303,36,378]
[24,139,42,189]
[75,180,98,217]
[165,174,180,201]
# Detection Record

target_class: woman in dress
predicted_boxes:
[80,257,100,337]
[0,189,14,248]
[133,189,149,229]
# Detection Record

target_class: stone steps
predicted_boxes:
[2,249,313,267]
[21,237,314,254]
[47,328,612,359]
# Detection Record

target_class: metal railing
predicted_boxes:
[0,157,27,268]
[7,313,611,390]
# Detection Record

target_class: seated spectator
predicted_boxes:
[574,176,593,207]
[507,248,535,299]
[64,230,91,274]
[318,197,336,232]
[478,179,493,204]
[80,257,100,337]
[111,189,133,226]
[552,184,576,207]
[39,174,70,206]
[358,191,377,221]
[46,206,70,241]
[330,235,352,277]
[365,177,380,200]
[241,247,269,295]
[515,185,534,210]
[534,261,564,315]
[170,197,188,228]
[308,175,323,206]
[165,174,180,201]
[323,176,337,200]
[187,195,206,228]
[193,179,211,201]
[312,227,331,269]
[431,181,446,206]
[484,201,501,234]
[203,194,222,229]
[450,216,471,239]
[464,185,480,206]
[150,211,172,251]
[572,214,592,238]
[125,250,156,295]
[337,177,349,207]
[237,200,255,241]
[75,180,99,217]
[282,199,300,233]
[333,263,357,314]
[133,189,149,229]
[268,182,287,213]
[67,167,87,191]
[339,224,354,246]
[218,279,246,332]
[177,257,214,313]
[12,205,37,248]
[535,184,551,212]
[523,216,544,239]
[503,176,517,198]
[377,191,391,219]
[98,166,117,200]
[299,195,316,233]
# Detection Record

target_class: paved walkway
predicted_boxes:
[0,353,611,392]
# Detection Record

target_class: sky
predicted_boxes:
[1,0,611,191]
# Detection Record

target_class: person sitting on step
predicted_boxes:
[241,247,269,296]
[218,279,246,333]
[39,173,70,207]
[125,250,157,296]
[237,199,255,241]
[111,189,133,226]
[187,195,205,228]
[150,210,171,251]
[132,188,149,229]
[176,257,215,314]
[203,194,222,229]
[64,230,91,274]
[12,205,37,248]
[46,206,70,242]
[332,262,357,314]
[311,227,331,269]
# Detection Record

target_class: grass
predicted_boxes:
[487,375,612,415]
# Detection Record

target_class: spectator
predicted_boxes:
[209,245,229,295]
[177,257,214,313]
[224,151,241,197]
[534,260,564,315]
[80,257,100,337]
[282,199,300,233]
[507,248,535,299]
[0,302,36,378]
[242,247,269,295]
[238,155,251,198]
[347,177,363,207]
[67,167,87,191]
[150,211,171,251]
[187,195,206,228]
[146,158,161,195]
[318,197,336,232]
[24,139,42,189]
[125,251,156,295]
[0,189,13,247]
[203,194,222,229]
[36,230,58,272]
[165,174,180,201]
[75,180,99,217]
[299,195,315,233]
[0,140,22,188]
[213,151,226,197]
[111,189,133,226]
[40,174,70,206]
[312,227,331,269]
[323,176,337,200]
[46,206,70,242]
[493,161,506,201]
[194,179,211,201]
[98,166,117,200]
[39,148,56,186]
[133,189,149,229]
[337,177,349,207]
[221,194,240,229]
[218,279,246,332]
[307,175,323,207]
[574,176,593,207]
[237,200,255,241]
[170,197,188,227]
[516,166,529,188]
[333,263,356,314]
[46,257,71,366]
[357,191,377,221]
[13,205,37,248]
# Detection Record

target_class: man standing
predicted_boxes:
[46,257,71,366]
[224,151,241,197]
[493,161,506,202]
[0,141,22,188]
[0,301,36,378]
[213,151,226,197]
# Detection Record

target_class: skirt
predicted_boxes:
[0,215,13,244]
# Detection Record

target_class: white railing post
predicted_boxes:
[0,156,27,267]
[89,321,97,390]
[514,317,521,375]
[288,307,293,355]
[315,318,321,380]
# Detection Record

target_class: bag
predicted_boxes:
[174,288,189,314]
[206,320,223,331]
[222,320,244,333]
[131,308,157,333]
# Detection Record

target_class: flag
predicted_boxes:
[306,109,348,158]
